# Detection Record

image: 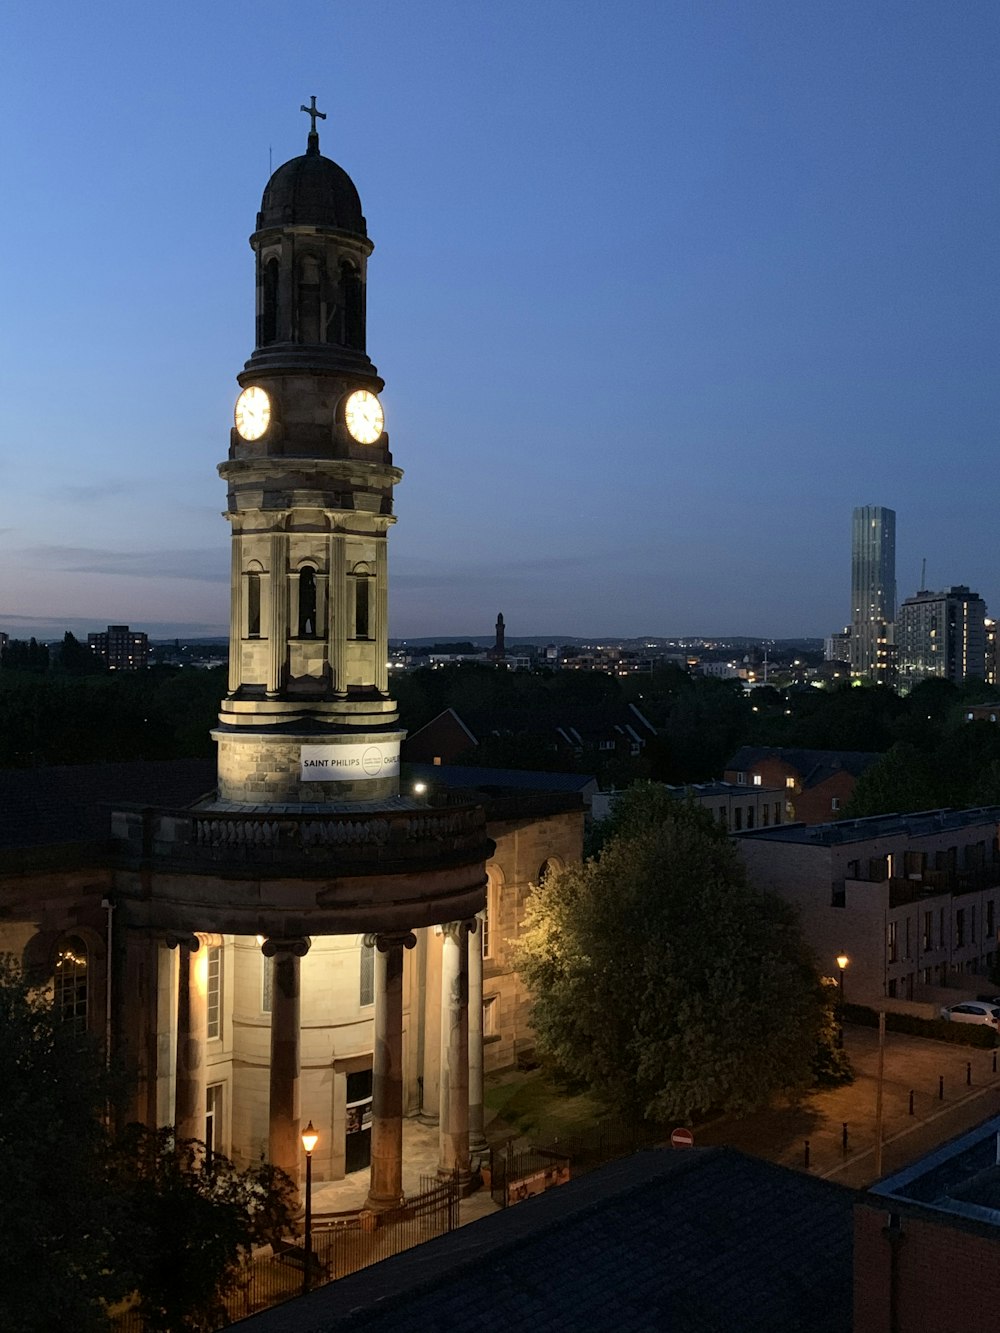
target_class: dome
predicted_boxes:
[257,138,367,236]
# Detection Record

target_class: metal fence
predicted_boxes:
[111,1176,460,1331]
[490,1114,660,1207]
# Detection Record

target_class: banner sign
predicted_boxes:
[300,741,400,782]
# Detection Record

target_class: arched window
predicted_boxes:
[54,936,88,1034]
[247,570,261,638]
[298,566,317,637]
[261,258,279,345]
[341,261,364,349]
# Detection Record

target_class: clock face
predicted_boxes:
[234,386,271,441]
[344,390,384,444]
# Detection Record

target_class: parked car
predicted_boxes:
[939,1001,1000,1027]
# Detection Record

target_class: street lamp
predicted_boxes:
[301,1120,319,1295]
[836,955,849,1050]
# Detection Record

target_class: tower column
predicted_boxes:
[468,913,487,1155]
[375,538,389,694]
[438,920,473,1183]
[264,937,310,1182]
[170,933,207,1142]
[267,534,289,697]
[228,536,243,695]
[365,931,416,1209]
[329,533,347,696]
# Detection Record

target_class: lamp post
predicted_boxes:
[301,1120,318,1295]
[836,954,849,1049]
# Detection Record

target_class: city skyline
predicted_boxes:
[4,2,999,640]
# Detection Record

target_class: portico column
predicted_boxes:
[263,937,311,1183]
[468,913,487,1156]
[169,933,206,1143]
[438,920,474,1183]
[366,931,416,1209]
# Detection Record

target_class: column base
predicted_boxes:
[365,1190,405,1212]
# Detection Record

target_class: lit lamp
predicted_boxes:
[301,1120,319,1295]
[836,954,849,1050]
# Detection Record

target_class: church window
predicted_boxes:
[360,940,375,1007]
[298,566,317,637]
[353,577,370,639]
[207,946,222,1040]
[297,255,321,344]
[261,258,279,344]
[54,936,88,1034]
[247,571,261,638]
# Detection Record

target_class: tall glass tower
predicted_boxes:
[850,506,896,682]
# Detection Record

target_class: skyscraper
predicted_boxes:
[896,586,986,693]
[850,506,896,683]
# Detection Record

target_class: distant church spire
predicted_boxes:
[489,612,506,665]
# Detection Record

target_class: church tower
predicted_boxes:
[214,99,403,804]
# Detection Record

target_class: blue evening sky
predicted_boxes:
[2,1,997,641]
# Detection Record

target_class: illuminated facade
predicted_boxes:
[850,506,896,684]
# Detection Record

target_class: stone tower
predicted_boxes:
[214,104,402,804]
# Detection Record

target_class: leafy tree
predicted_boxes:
[55,631,106,677]
[516,786,828,1122]
[0,956,123,1331]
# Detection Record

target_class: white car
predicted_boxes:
[939,1001,1000,1027]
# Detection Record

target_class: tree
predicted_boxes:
[517,787,828,1123]
[0,957,295,1333]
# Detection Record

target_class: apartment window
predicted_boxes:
[752,774,762,786]
[971,906,977,944]
[888,979,897,999]
[261,954,273,1014]
[736,771,746,784]
[956,910,965,948]
[774,802,782,825]
[988,900,995,940]
[360,940,375,1007]
[54,936,89,1035]
[746,807,755,830]
[483,995,498,1039]
[905,917,911,960]
[785,776,796,789]
[888,920,898,963]
[734,808,743,832]
[718,807,728,827]
[939,908,946,945]
[207,946,222,1040]
[923,911,932,951]
[762,804,769,827]
[831,797,840,812]
[922,967,933,985]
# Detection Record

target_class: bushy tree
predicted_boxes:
[517,787,828,1122]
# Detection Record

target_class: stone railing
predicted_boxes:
[113,803,490,872]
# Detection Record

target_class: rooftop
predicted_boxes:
[738,806,1000,848]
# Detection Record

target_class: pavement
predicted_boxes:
[696,1023,1000,1188]
[309,1025,1000,1225]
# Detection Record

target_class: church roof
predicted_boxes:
[257,137,367,236]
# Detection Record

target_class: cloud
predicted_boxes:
[21,545,228,583]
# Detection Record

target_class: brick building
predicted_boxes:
[725,745,879,824]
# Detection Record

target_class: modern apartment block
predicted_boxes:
[87,624,150,671]
[896,586,987,694]
[737,808,1000,1005]
[850,506,896,684]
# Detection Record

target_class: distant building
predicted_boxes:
[850,505,896,685]
[593,780,785,834]
[825,627,851,662]
[486,612,507,665]
[896,586,986,694]
[724,746,879,824]
[0,632,7,660]
[986,617,997,686]
[87,624,149,671]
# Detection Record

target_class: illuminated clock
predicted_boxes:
[234,386,271,441]
[344,389,384,444]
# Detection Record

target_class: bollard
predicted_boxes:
[967,1061,973,1088]
[842,1122,848,1154]
[939,1075,944,1101]
[804,1140,810,1170]
[908,1089,914,1116]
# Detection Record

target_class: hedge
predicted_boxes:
[842,1002,997,1049]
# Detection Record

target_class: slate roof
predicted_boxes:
[725,745,879,788]
[406,763,598,797]
[0,758,216,849]
[237,1148,855,1333]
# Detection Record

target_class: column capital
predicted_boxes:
[365,931,417,952]
[440,919,476,944]
[261,936,311,959]
[166,932,200,952]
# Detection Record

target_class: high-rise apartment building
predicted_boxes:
[850,506,896,684]
[87,624,149,671]
[896,586,986,694]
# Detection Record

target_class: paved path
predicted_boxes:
[696,1024,1000,1187]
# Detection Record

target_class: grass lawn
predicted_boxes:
[484,1065,609,1144]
